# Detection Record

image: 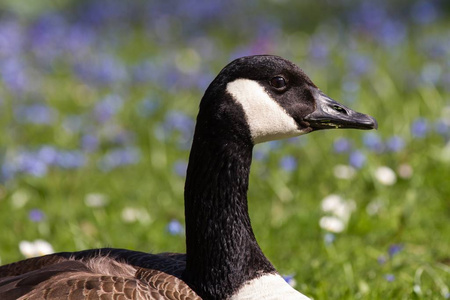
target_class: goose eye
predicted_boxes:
[270,76,286,89]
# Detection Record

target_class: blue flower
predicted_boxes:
[167,219,184,236]
[17,151,48,177]
[14,104,56,125]
[160,111,194,149]
[377,20,407,47]
[164,111,194,133]
[93,94,123,123]
[384,274,395,282]
[280,155,297,172]
[132,60,159,83]
[411,118,428,138]
[377,255,387,265]
[282,274,297,287]
[1,162,16,182]
[324,232,336,245]
[74,54,127,86]
[0,19,24,57]
[62,115,85,133]
[386,136,405,152]
[435,119,449,137]
[37,146,58,164]
[98,147,140,171]
[411,1,438,24]
[333,138,352,153]
[29,13,66,65]
[253,149,267,161]
[1,58,30,93]
[388,244,403,257]
[363,132,384,152]
[63,24,95,57]
[349,150,366,169]
[81,134,99,152]
[348,54,372,76]
[173,160,188,177]
[136,97,160,118]
[29,209,45,222]
[309,34,330,61]
[55,150,86,169]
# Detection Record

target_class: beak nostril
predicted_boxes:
[332,105,347,115]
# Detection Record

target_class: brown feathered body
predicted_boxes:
[0,248,200,300]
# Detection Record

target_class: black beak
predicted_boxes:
[304,91,378,131]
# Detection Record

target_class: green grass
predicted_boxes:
[0,1,449,298]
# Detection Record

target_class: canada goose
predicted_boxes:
[0,55,377,300]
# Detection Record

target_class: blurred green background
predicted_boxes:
[0,0,449,298]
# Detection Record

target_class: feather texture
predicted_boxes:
[0,249,200,300]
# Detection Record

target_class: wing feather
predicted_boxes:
[0,249,201,300]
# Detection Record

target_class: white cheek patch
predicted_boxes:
[226,79,307,144]
[230,274,310,300]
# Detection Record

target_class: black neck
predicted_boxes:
[183,129,275,299]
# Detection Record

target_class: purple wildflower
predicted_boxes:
[388,244,403,257]
[349,150,366,169]
[29,209,45,222]
[333,138,352,153]
[280,155,297,172]
[411,1,438,24]
[93,94,123,123]
[411,118,428,138]
[37,146,58,164]
[173,160,188,177]
[167,219,184,236]
[17,151,48,177]
[348,54,372,76]
[282,274,296,287]
[74,54,127,86]
[324,232,336,245]
[384,274,395,282]
[55,150,86,169]
[435,119,449,137]
[15,104,56,125]
[136,98,160,118]
[386,136,405,152]
[0,19,25,57]
[1,58,30,93]
[253,149,267,161]
[81,134,99,152]
[363,132,384,152]
[160,111,194,149]
[377,255,387,265]
[62,115,84,133]
[98,147,140,171]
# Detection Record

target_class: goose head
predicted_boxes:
[197,55,377,144]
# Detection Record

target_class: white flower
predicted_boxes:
[84,193,109,207]
[321,194,355,221]
[333,164,356,179]
[366,199,384,216]
[374,166,397,186]
[321,194,344,212]
[121,207,152,224]
[19,239,54,258]
[11,189,30,208]
[319,216,345,233]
